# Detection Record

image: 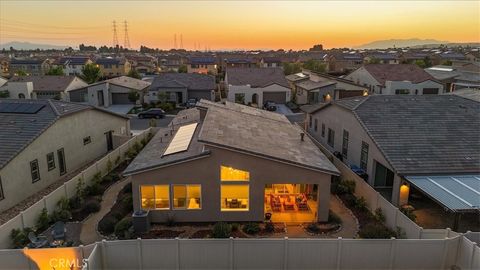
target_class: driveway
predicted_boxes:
[104,104,135,115]
[275,104,293,115]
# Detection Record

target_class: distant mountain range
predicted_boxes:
[0,41,69,50]
[355,39,451,49]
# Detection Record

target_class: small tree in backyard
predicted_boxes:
[128,90,140,103]
[127,69,141,79]
[36,208,50,232]
[16,69,28,76]
[157,92,168,104]
[303,60,326,73]
[81,63,102,84]
[46,66,64,75]
[178,65,187,73]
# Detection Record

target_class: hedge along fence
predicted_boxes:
[303,131,452,239]
[0,128,153,249]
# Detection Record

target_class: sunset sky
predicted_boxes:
[0,0,478,50]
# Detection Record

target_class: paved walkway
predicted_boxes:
[80,178,131,245]
[285,195,358,238]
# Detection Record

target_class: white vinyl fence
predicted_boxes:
[78,236,478,270]
[304,131,456,239]
[0,128,153,249]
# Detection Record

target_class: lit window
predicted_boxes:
[173,185,201,210]
[221,166,249,181]
[140,185,170,210]
[221,185,249,211]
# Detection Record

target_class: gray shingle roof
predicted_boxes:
[334,95,480,175]
[0,99,92,169]
[150,73,215,91]
[297,80,335,91]
[226,67,289,88]
[363,64,436,85]
[8,76,81,92]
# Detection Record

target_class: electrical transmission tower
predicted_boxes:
[180,34,183,49]
[123,20,131,49]
[174,34,177,49]
[112,20,119,47]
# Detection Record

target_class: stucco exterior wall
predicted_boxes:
[344,67,381,93]
[227,84,290,105]
[307,105,402,204]
[0,109,130,212]
[384,80,444,95]
[0,82,34,99]
[131,145,332,223]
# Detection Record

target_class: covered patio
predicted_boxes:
[264,184,318,223]
[405,175,480,231]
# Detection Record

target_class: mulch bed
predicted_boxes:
[140,230,185,239]
[338,193,374,228]
[190,230,212,239]
[71,196,101,221]
[98,183,133,236]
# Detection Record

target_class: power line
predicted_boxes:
[112,20,119,47]
[180,34,183,49]
[0,18,108,30]
[123,20,130,49]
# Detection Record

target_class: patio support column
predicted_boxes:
[452,212,460,231]
[317,183,329,222]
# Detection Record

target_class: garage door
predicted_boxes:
[112,93,134,104]
[263,92,286,104]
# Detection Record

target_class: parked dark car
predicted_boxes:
[138,108,165,119]
[263,101,277,111]
[186,98,197,108]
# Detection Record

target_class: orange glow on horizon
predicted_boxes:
[0,1,478,50]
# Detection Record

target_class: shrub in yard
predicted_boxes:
[332,179,356,195]
[374,208,386,223]
[51,197,71,222]
[106,160,113,173]
[85,200,101,214]
[343,193,357,208]
[328,211,342,224]
[306,223,320,234]
[358,223,396,239]
[124,183,132,193]
[242,222,260,235]
[75,178,86,203]
[140,138,147,147]
[69,197,82,210]
[36,208,50,232]
[212,222,232,238]
[11,228,33,249]
[122,195,133,211]
[354,197,368,211]
[85,182,103,196]
[133,141,142,153]
[99,216,118,235]
[115,156,121,165]
[230,223,240,232]
[114,217,133,239]
[400,205,417,222]
[264,221,275,233]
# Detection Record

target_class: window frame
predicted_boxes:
[321,123,325,137]
[30,159,40,183]
[327,128,335,147]
[314,119,318,132]
[46,152,55,171]
[0,176,4,201]
[139,185,171,210]
[360,141,369,170]
[172,184,202,210]
[342,130,349,159]
[220,183,250,212]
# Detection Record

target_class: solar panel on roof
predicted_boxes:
[163,123,198,156]
[0,102,45,114]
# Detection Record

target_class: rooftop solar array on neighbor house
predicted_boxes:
[406,175,480,212]
[162,123,198,156]
[0,102,45,114]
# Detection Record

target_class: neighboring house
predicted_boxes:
[69,76,151,107]
[431,52,467,65]
[95,58,132,78]
[187,57,218,75]
[305,95,479,207]
[147,73,216,104]
[345,64,444,95]
[0,99,130,212]
[54,56,92,76]
[363,53,400,64]
[425,65,480,92]
[0,75,87,100]
[158,54,185,72]
[260,57,282,68]
[9,58,52,76]
[127,55,158,75]
[224,58,257,69]
[0,57,9,78]
[226,67,290,105]
[465,51,479,62]
[123,100,339,224]
[0,77,6,88]
[287,69,367,105]
[326,52,363,74]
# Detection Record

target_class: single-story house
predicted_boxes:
[305,95,479,214]
[226,67,290,105]
[146,73,216,104]
[69,76,151,107]
[345,64,444,95]
[123,100,339,225]
[0,99,130,212]
[0,75,88,100]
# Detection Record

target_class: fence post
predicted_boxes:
[229,237,234,270]
[101,240,107,270]
[336,237,342,270]
[175,237,180,270]
[20,211,25,229]
[137,238,143,270]
[283,237,288,270]
[389,237,396,270]
[43,196,47,212]
[446,228,451,238]
[441,237,449,269]
[64,183,68,198]
[418,227,423,239]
